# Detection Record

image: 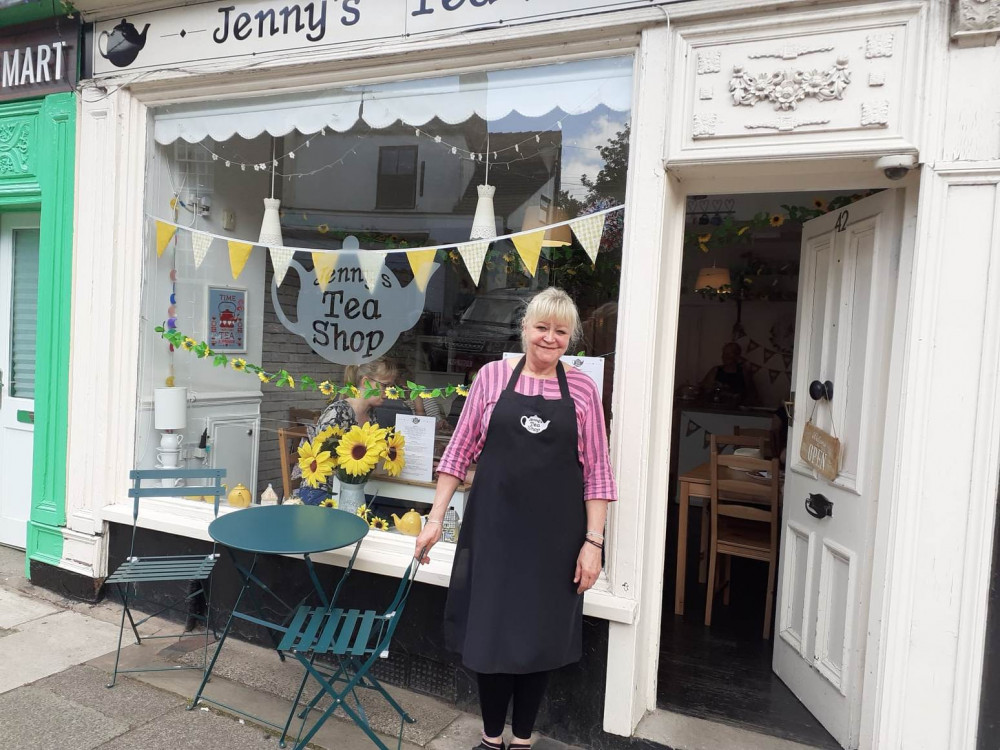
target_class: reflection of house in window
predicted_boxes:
[376,145,419,209]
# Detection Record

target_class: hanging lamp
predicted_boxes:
[258,140,284,247]
[470,128,498,240]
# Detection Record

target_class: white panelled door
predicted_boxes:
[0,214,40,549]
[772,191,902,749]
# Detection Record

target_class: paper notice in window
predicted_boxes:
[394,414,435,483]
[503,352,606,399]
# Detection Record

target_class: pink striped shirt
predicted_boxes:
[437,358,618,502]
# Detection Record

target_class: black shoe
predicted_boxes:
[475,740,505,750]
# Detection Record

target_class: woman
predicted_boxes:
[295,357,399,505]
[414,288,617,750]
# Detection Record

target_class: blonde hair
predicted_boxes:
[343,358,399,389]
[520,287,582,352]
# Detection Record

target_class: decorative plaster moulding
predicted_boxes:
[668,3,925,165]
[950,0,1000,46]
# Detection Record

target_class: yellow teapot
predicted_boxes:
[391,509,423,536]
[227,483,252,508]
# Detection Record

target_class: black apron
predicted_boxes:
[444,357,586,674]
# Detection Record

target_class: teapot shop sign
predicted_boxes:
[270,255,437,365]
[0,18,80,102]
[92,0,654,76]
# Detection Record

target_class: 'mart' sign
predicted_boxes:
[0,18,79,101]
[92,0,655,75]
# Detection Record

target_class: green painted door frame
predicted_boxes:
[0,93,77,576]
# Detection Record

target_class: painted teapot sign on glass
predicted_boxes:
[271,253,437,365]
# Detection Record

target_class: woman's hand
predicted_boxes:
[414,521,442,564]
[574,543,603,594]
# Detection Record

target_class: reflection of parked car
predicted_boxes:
[446,288,537,373]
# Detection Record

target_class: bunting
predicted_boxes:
[685,419,701,437]
[270,246,295,287]
[747,362,761,374]
[763,347,776,362]
[782,353,793,370]
[313,251,339,292]
[703,430,713,450]
[227,240,254,280]
[191,232,212,269]
[407,249,438,293]
[745,340,760,354]
[570,213,606,265]
[358,251,388,293]
[767,368,783,383]
[457,240,490,286]
[155,221,177,258]
[512,230,545,277]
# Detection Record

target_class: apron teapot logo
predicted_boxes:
[520,415,550,434]
[271,256,437,365]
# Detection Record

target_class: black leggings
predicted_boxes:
[477,670,550,739]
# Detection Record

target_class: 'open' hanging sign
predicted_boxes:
[800,421,841,481]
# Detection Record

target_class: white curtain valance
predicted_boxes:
[153,56,632,145]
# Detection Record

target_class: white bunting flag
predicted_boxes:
[357,251,388,293]
[191,232,212,269]
[457,240,490,286]
[269,246,294,287]
[570,213,606,265]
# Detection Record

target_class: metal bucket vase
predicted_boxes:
[338,481,367,515]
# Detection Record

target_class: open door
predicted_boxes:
[773,190,902,748]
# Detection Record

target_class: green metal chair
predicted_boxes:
[277,552,424,750]
[105,467,226,688]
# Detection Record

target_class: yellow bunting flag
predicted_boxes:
[407,249,438,292]
[312,251,338,291]
[570,213,606,265]
[457,240,490,286]
[155,221,177,257]
[358,251,388,293]
[227,240,254,280]
[512,230,545,277]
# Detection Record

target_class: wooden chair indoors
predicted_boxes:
[704,434,781,639]
[278,425,310,500]
[733,425,773,458]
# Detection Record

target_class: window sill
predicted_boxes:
[99,499,636,624]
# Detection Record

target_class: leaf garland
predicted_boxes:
[156,326,471,401]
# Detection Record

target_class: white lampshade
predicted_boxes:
[695,266,732,291]
[154,387,188,430]
[470,184,498,240]
[258,197,283,247]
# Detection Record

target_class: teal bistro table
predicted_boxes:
[190,505,369,727]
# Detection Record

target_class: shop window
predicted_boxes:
[376,145,418,210]
[140,55,633,556]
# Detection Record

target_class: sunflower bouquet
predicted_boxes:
[296,422,406,525]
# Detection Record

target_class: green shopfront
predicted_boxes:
[0,6,78,580]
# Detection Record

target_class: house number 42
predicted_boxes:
[834,209,849,233]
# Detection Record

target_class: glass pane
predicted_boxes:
[10,228,39,400]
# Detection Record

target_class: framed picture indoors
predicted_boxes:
[207,285,247,353]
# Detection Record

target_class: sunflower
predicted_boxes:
[319,380,335,397]
[181,337,196,351]
[356,503,372,520]
[298,438,336,487]
[418,391,433,399]
[317,223,330,234]
[812,198,827,211]
[370,516,390,531]
[769,214,786,228]
[358,422,388,445]
[231,358,247,372]
[382,432,406,477]
[316,425,343,443]
[348,384,360,398]
[697,233,712,243]
[258,371,272,383]
[455,384,469,397]
[319,497,338,509]
[384,385,403,400]
[336,425,382,478]
[286,375,296,389]
[698,242,710,253]
[737,225,750,236]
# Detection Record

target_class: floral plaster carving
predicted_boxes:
[697,50,721,74]
[744,117,831,132]
[748,44,834,60]
[865,33,895,58]
[951,0,1000,42]
[860,100,890,127]
[692,114,719,138]
[730,58,850,111]
[0,121,31,176]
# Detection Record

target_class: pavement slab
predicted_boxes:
[0,686,130,749]
[0,609,123,693]
[0,587,59,628]
[95,704,280,750]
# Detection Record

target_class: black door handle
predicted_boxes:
[809,380,834,401]
[805,493,833,519]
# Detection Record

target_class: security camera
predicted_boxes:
[875,154,918,180]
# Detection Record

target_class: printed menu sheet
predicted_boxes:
[502,352,606,399]
[394,414,435,482]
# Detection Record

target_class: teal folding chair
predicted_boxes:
[105,468,226,688]
[277,552,424,750]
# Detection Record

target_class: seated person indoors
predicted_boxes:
[700,341,758,404]
[294,357,400,504]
